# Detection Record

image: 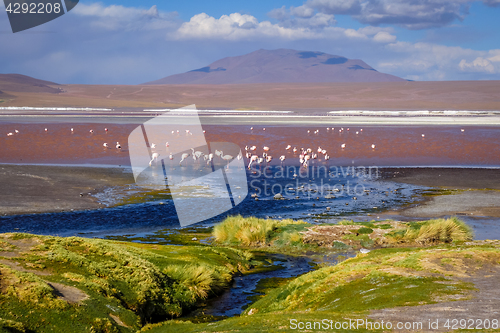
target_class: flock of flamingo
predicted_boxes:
[4,125,466,169]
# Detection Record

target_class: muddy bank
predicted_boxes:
[381,168,500,218]
[381,167,500,190]
[0,164,134,215]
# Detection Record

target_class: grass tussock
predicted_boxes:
[387,217,473,245]
[212,216,309,249]
[0,233,254,333]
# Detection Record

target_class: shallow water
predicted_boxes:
[0,167,423,236]
[199,252,353,317]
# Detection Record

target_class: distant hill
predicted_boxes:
[0,74,61,93]
[144,49,405,85]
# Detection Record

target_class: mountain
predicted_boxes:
[0,74,61,93]
[144,49,405,85]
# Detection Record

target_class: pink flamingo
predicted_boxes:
[149,153,160,166]
[247,155,259,169]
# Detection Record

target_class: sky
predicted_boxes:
[1,0,500,84]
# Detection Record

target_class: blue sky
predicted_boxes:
[1,0,500,84]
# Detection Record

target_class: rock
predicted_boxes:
[248,308,258,315]
[274,193,283,200]
[326,207,331,211]
[191,237,198,241]
[324,194,335,199]
[251,193,258,198]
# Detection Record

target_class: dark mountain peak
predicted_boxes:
[143,49,405,85]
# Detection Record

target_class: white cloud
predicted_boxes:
[373,31,397,43]
[291,5,316,18]
[458,51,500,74]
[459,57,495,73]
[175,12,378,40]
[175,13,317,40]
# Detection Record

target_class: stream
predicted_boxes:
[191,252,355,318]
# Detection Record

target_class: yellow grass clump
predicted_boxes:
[213,215,305,246]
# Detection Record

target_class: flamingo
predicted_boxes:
[151,143,156,149]
[15,130,19,134]
[266,155,272,163]
[169,152,173,160]
[321,149,327,155]
[245,145,249,151]
[250,146,257,151]
[179,153,190,166]
[245,152,252,158]
[257,157,264,165]
[279,155,286,164]
[191,148,204,160]
[250,127,253,130]
[325,155,330,161]
[286,145,292,150]
[44,128,48,132]
[203,130,206,134]
[237,154,243,161]
[165,142,169,147]
[71,128,74,133]
[303,155,310,167]
[317,147,322,153]
[422,134,425,138]
[371,144,376,149]
[341,143,346,149]
[116,142,122,149]
[360,129,363,132]
[103,143,108,148]
[105,128,108,132]
[263,146,270,152]
[293,147,298,153]
[356,131,359,135]
[263,128,266,131]
[327,128,330,131]
[461,128,465,132]
[171,131,175,134]
[89,129,94,134]
[7,132,13,136]
[149,153,160,166]
[220,151,234,166]
[247,155,258,169]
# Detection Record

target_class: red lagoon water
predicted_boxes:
[0,123,499,167]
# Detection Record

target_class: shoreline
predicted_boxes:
[2,112,500,126]
[0,164,134,216]
[1,163,499,219]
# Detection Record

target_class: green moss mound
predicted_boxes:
[0,233,253,333]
